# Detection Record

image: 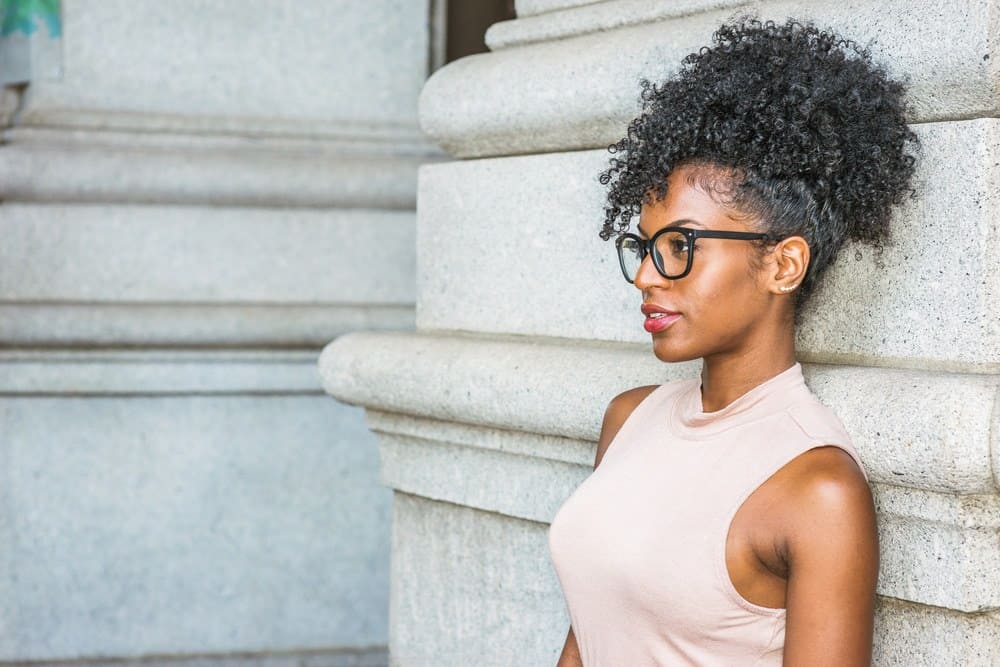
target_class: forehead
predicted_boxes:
[637,165,749,235]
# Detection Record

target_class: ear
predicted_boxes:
[768,235,810,294]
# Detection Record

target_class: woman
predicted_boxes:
[548,17,918,667]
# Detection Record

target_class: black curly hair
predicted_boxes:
[599,16,920,323]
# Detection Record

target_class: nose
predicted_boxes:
[633,253,671,290]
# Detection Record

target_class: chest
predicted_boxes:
[549,429,796,613]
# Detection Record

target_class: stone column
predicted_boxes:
[1,1,435,664]
[320,0,1000,665]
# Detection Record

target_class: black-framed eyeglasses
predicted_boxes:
[615,227,774,283]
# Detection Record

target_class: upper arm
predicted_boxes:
[556,625,582,667]
[782,446,879,667]
[593,385,658,470]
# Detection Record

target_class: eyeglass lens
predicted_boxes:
[619,230,690,281]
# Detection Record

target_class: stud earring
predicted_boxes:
[778,284,799,292]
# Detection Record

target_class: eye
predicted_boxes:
[621,237,645,258]
[667,235,691,256]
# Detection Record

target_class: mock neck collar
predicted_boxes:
[669,362,807,439]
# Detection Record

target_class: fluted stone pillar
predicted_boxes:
[1,1,435,664]
[321,1,1000,665]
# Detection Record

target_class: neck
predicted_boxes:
[698,329,797,413]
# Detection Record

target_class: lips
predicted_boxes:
[641,303,681,333]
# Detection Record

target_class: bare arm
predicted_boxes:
[556,626,583,667]
[555,386,658,666]
[782,446,879,666]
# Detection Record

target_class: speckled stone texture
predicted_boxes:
[0,350,323,395]
[369,411,591,524]
[416,119,1000,373]
[0,302,414,348]
[0,205,414,305]
[0,392,390,661]
[20,649,387,667]
[491,0,749,48]
[0,205,415,347]
[423,0,999,158]
[0,133,430,209]
[515,0,604,17]
[874,597,1000,666]
[389,494,568,667]
[22,0,428,127]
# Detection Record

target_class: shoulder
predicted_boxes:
[782,446,877,562]
[593,385,660,469]
[604,385,661,424]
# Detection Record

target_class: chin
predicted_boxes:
[650,339,701,364]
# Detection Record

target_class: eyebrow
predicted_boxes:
[636,218,704,238]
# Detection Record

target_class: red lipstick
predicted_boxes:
[641,304,681,333]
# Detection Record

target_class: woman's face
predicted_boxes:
[633,165,778,363]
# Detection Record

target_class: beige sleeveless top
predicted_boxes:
[548,362,868,666]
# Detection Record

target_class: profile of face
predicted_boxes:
[631,164,808,364]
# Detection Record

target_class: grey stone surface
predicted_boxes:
[490,0,748,48]
[0,393,390,661]
[876,514,999,612]
[367,409,592,468]
[874,483,1000,529]
[515,0,603,16]
[0,303,413,349]
[376,425,586,525]
[22,0,428,128]
[367,409,999,612]
[321,331,694,441]
[873,597,1000,666]
[389,494,567,667]
[0,350,323,395]
[421,0,999,157]
[415,120,1000,372]
[320,332,1000,493]
[19,648,388,667]
[0,204,415,305]
[0,128,437,209]
[875,487,1000,614]
[416,149,625,343]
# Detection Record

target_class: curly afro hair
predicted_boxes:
[599,16,920,321]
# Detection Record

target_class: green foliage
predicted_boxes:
[1,0,61,37]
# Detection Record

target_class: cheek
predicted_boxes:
[691,253,754,304]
